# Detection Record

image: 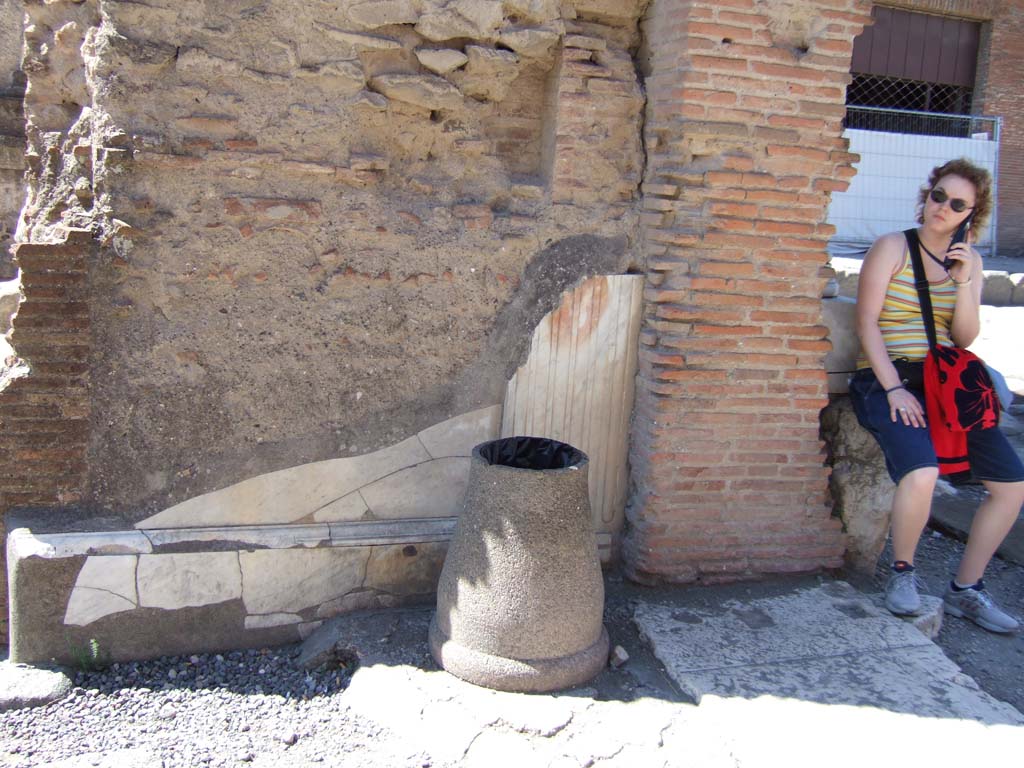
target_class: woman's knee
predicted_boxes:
[897,466,940,495]
[984,479,1024,508]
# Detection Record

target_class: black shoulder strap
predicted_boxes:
[903,228,938,353]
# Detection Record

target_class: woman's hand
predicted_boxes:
[945,241,979,285]
[887,386,926,427]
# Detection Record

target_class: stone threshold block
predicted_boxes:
[6,511,454,665]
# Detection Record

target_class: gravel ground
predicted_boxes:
[0,646,434,768]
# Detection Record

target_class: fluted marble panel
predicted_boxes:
[501,275,643,552]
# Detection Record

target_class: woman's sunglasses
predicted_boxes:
[929,188,974,213]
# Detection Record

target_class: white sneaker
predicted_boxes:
[885,570,922,616]
[943,582,1020,634]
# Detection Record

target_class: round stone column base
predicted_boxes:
[428,615,610,693]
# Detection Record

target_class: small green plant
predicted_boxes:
[67,636,111,672]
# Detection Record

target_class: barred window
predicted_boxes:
[847,74,972,115]
[845,7,980,137]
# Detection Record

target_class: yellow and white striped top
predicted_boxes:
[856,248,956,367]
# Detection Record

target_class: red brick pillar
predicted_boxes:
[976,2,1024,255]
[0,231,92,635]
[625,0,871,584]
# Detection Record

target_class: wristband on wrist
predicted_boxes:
[951,276,972,286]
[884,384,906,394]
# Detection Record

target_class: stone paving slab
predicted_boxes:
[637,581,934,670]
[634,581,1024,725]
[318,582,1024,766]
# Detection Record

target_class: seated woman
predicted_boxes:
[850,157,1024,633]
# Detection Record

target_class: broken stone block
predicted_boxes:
[453,46,520,102]
[137,552,243,610]
[350,153,390,172]
[502,0,561,25]
[416,9,481,41]
[348,0,420,29]
[821,397,894,574]
[240,548,368,615]
[907,596,944,640]
[315,24,402,52]
[564,34,607,51]
[351,89,389,110]
[64,556,138,626]
[416,0,503,41]
[175,48,244,79]
[0,663,73,712]
[452,0,504,34]
[498,26,560,58]
[244,613,303,630]
[368,73,464,110]
[573,0,647,20]
[609,645,629,668]
[981,270,1014,305]
[415,47,469,75]
[295,61,366,96]
[360,458,471,519]
[1011,273,1024,305]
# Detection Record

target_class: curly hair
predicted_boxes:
[916,157,992,229]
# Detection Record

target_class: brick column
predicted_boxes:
[976,2,1024,255]
[0,231,92,634]
[625,0,871,584]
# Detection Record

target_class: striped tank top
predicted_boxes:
[856,248,956,367]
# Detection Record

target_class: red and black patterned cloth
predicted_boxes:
[924,346,999,474]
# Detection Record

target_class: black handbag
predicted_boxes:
[892,357,924,391]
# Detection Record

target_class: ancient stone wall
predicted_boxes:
[3,0,647,522]
[0,1,652,640]
[625,0,871,584]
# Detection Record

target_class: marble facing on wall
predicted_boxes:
[502,274,644,557]
[7,271,644,662]
[6,405,498,664]
[135,406,503,529]
[8,513,456,664]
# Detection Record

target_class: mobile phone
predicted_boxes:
[943,211,975,269]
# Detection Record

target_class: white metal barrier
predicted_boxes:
[827,108,1000,258]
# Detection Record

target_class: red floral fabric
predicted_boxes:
[924,346,999,475]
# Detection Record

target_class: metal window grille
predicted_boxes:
[848,73,973,114]
[845,74,977,137]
